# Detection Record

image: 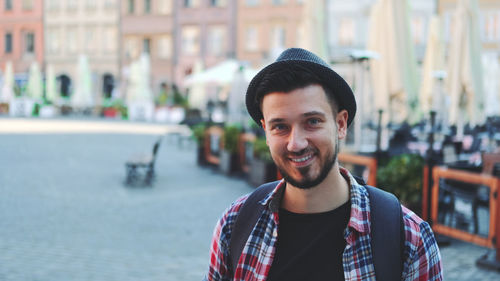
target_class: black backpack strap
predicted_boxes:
[229,180,281,275]
[365,185,404,281]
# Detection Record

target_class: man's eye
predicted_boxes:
[308,118,321,125]
[273,124,287,131]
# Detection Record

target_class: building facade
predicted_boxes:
[174,0,237,86]
[121,0,174,98]
[44,0,120,102]
[0,0,44,79]
[236,0,304,68]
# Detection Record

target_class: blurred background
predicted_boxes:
[1,0,500,280]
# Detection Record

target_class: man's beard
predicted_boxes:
[277,141,339,190]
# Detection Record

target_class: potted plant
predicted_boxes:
[248,136,277,186]
[376,153,424,214]
[220,124,242,175]
[192,123,207,166]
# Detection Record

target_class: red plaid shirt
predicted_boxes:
[205,168,443,281]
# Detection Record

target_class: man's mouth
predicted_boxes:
[289,154,314,166]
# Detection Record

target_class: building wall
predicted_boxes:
[44,0,120,101]
[174,0,237,86]
[236,0,304,68]
[121,0,174,95]
[0,0,44,75]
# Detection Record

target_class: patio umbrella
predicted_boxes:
[126,53,153,103]
[298,0,328,60]
[72,55,94,109]
[1,61,14,103]
[419,16,446,116]
[183,60,258,86]
[45,64,58,104]
[26,61,43,101]
[367,0,419,125]
[446,0,484,127]
[482,53,500,117]
[187,60,205,110]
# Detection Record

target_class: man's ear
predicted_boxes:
[336,110,348,139]
[260,119,266,130]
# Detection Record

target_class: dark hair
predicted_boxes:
[255,64,339,115]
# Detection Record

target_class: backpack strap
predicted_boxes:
[229,180,281,275]
[365,185,404,281]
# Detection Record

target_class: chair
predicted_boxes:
[125,137,162,186]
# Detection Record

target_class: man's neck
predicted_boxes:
[281,167,350,214]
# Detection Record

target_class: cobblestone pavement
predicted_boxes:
[0,119,499,281]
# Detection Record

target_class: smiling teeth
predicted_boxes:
[291,155,312,162]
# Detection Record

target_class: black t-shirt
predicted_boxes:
[267,201,350,281]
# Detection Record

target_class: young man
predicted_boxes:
[204,48,443,281]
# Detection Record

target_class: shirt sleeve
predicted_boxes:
[204,197,247,281]
[402,207,444,281]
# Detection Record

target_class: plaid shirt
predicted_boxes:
[204,168,443,281]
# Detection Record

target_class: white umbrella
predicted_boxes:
[367,0,419,125]
[187,60,205,109]
[72,55,94,109]
[446,0,484,127]
[482,53,500,117]
[1,61,14,103]
[45,64,58,104]
[26,61,43,101]
[184,60,259,86]
[419,16,446,116]
[226,68,250,125]
[126,53,153,103]
[298,0,328,60]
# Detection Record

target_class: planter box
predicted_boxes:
[219,150,239,175]
[248,158,277,187]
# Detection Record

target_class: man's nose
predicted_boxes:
[287,127,308,152]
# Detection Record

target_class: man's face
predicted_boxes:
[261,84,348,189]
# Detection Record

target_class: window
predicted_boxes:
[245,26,258,51]
[183,0,199,8]
[47,0,60,11]
[143,38,151,54]
[271,26,286,49]
[46,28,61,53]
[338,18,354,46]
[85,0,97,10]
[207,25,226,56]
[272,0,285,5]
[209,0,226,7]
[67,0,77,11]
[128,0,134,13]
[411,17,426,45]
[144,0,151,13]
[158,0,171,14]
[67,26,78,53]
[245,0,258,6]
[25,33,35,54]
[157,35,172,59]
[5,33,13,53]
[5,0,13,10]
[22,0,34,10]
[482,11,500,42]
[85,27,96,52]
[103,27,117,52]
[181,25,200,55]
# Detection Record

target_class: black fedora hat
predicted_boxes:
[245,48,356,127]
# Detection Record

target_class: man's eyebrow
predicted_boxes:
[268,118,286,124]
[303,111,326,117]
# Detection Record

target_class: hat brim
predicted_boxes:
[246,60,356,127]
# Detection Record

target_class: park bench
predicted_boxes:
[125,136,162,186]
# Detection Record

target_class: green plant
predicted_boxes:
[253,136,272,163]
[376,153,424,210]
[192,123,207,145]
[223,124,241,154]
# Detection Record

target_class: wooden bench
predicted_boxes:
[125,137,162,186]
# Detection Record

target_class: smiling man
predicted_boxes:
[204,48,443,281]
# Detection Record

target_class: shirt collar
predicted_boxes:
[260,168,371,234]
